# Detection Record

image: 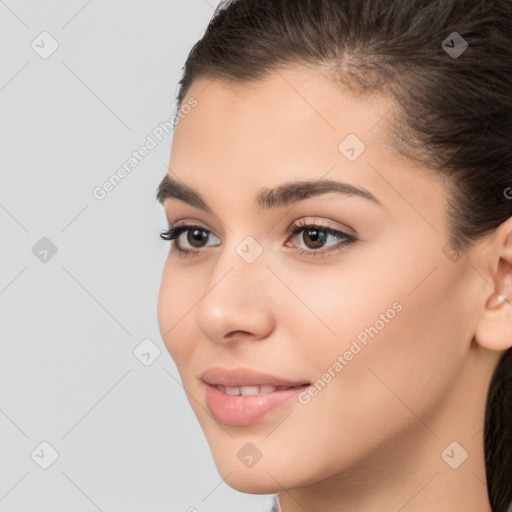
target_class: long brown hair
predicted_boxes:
[172,1,512,509]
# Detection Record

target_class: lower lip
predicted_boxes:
[205,383,309,426]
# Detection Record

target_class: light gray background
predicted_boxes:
[0,1,274,510]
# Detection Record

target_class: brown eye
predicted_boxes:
[160,224,221,257]
[301,228,327,249]
[285,220,357,258]
[187,228,209,248]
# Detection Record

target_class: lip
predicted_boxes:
[204,383,310,426]
[200,366,310,388]
[200,366,311,426]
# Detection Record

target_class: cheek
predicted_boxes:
[290,246,467,434]
[309,270,465,438]
[157,263,198,363]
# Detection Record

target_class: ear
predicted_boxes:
[474,216,512,351]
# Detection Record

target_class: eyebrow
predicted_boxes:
[156,174,384,212]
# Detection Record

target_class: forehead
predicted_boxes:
[181,68,394,146]
[168,68,446,218]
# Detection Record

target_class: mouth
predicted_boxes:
[204,382,311,426]
[200,366,311,425]
[214,383,308,395]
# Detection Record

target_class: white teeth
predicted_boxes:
[217,384,280,395]
[240,386,260,396]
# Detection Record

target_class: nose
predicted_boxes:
[195,251,276,345]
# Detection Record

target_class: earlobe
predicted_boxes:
[474,291,512,351]
[485,292,507,309]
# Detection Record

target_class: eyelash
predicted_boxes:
[159,218,357,259]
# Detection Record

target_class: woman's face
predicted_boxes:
[157,67,490,494]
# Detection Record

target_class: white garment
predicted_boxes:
[270,493,282,512]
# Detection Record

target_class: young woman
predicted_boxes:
[156,1,512,510]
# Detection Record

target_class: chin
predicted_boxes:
[228,480,277,495]
[221,468,286,495]
[207,447,315,494]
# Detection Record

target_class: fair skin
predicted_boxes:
[157,66,512,512]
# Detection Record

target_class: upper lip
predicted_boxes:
[200,366,310,388]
